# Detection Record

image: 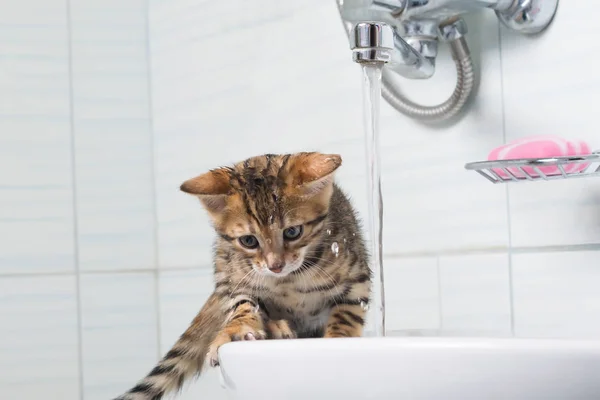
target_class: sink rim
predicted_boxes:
[219,336,600,360]
[217,337,600,399]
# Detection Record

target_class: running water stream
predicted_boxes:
[361,63,386,337]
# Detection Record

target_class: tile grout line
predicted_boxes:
[497,21,516,337]
[143,0,163,361]
[383,242,600,259]
[65,0,85,398]
[0,265,214,278]
[3,240,600,279]
[153,267,162,360]
[436,256,444,331]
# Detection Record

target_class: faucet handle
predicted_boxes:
[496,0,559,34]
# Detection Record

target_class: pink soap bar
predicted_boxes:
[487,136,591,179]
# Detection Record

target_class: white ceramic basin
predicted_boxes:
[218,337,600,399]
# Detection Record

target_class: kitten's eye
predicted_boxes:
[283,225,303,241]
[239,235,259,249]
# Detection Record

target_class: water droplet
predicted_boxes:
[352,233,356,237]
[326,229,332,235]
[268,215,274,224]
[343,238,347,243]
[331,242,339,257]
[360,301,370,311]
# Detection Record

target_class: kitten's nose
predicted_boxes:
[265,253,285,273]
[268,261,285,274]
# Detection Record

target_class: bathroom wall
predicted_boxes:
[1,0,600,399]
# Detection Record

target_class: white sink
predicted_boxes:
[218,337,600,399]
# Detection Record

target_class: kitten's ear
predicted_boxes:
[286,152,342,197]
[180,168,231,213]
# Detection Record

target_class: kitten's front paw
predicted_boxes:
[206,324,266,367]
[266,319,296,339]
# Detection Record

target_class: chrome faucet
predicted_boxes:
[337,0,559,121]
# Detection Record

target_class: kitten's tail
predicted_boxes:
[114,293,226,400]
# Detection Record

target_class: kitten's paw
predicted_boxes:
[266,319,297,339]
[206,325,266,367]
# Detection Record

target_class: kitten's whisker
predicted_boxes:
[307,265,340,307]
[246,273,260,304]
[305,256,338,267]
[298,265,311,305]
[303,261,341,296]
[230,268,255,296]
[303,256,341,270]
[314,264,338,284]
[317,270,343,298]
[302,260,334,280]
[305,261,344,297]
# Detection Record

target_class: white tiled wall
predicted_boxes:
[71,0,156,272]
[79,273,158,400]
[380,12,509,257]
[512,251,600,339]
[0,0,74,275]
[0,276,80,399]
[2,0,600,398]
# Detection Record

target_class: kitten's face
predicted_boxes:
[180,152,341,277]
[217,198,325,277]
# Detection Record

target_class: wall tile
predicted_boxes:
[0,0,74,274]
[380,12,508,256]
[384,257,440,331]
[438,253,512,335]
[501,3,600,247]
[158,269,225,399]
[508,179,600,248]
[158,269,213,351]
[160,368,226,400]
[70,0,156,271]
[80,272,158,400]
[512,251,600,339]
[0,276,79,400]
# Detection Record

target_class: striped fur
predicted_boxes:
[114,153,370,399]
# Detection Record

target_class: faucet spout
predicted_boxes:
[350,21,393,64]
[350,21,435,78]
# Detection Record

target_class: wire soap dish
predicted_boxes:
[465,152,600,184]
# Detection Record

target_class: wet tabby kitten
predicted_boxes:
[116,152,371,400]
